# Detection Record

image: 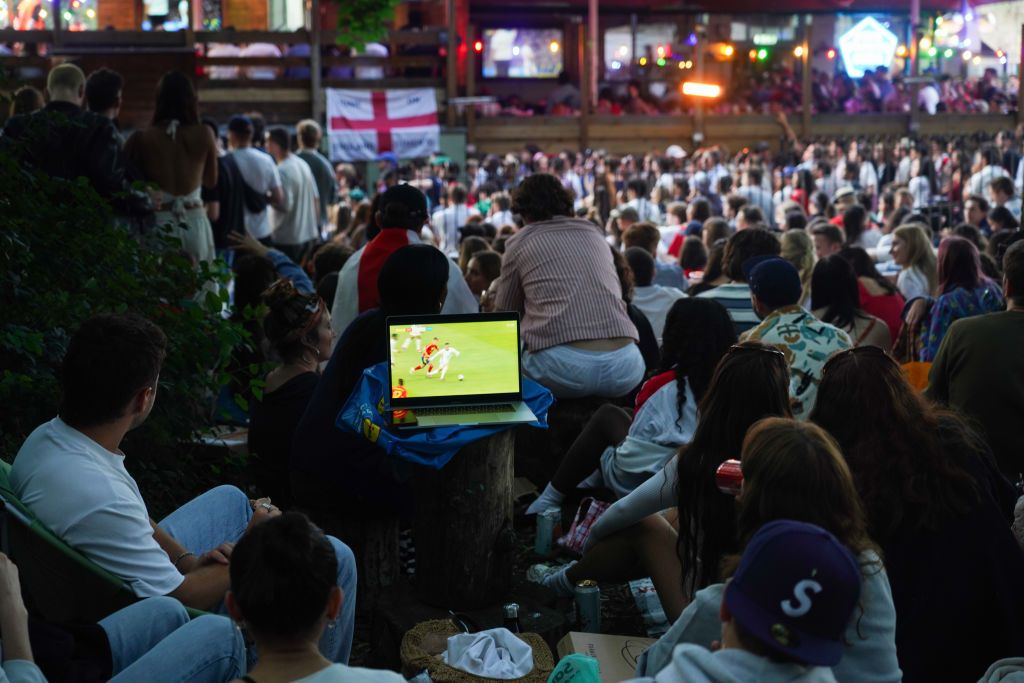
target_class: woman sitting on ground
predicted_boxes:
[228,513,404,683]
[248,280,333,507]
[527,299,736,514]
[811,255,892,350]
[837,246,905,341]
[531,342,791,622]
[811,347,1024,683]
[907,236,1004,361]
[889,224,937,301]
[636,418,901,683]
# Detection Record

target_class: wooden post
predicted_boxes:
[184,0,195,47]
[580,23,590,151]
[446,0,457,128]
[466,24,476,147]
[1018,25,1024,128]
[51,0,61,48]
[413,431,515,610]
[693,21,705,143]
[310,0,323,122]
[800,16,812,138]
[908,0,921,135]
[587,0,598,110]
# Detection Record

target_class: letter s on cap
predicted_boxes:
[780,579,823,617]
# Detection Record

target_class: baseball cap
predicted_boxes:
[744,256,803,308]
[725,519,861,667]
[376,151,398,166]
[378,183,428,219]
[833,186,855,203]
[227,115,253,134]
[665,144,687,159]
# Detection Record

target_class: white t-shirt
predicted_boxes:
[897,267,931,300]
[232,148,282,240]
[430,204,478,256]
[631,285,685,342]
[10,418,184,598]
[294,664,405,683]
[271,154,320,246]
[240,43,281,80]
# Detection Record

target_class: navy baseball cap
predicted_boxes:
[227,115,253,134]
[725,520,861,667]
[744,256,803,308]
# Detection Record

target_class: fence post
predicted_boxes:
[311,0,323,122]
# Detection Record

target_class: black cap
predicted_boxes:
[744,256,803,308]
[227,115,253,134]
[379,183,428,219]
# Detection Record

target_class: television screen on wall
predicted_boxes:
[481,28,564,79]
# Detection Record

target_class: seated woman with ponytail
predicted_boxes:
[248,279,333,507]
[636,418,901,683]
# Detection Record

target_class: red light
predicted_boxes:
[826,48,836,60]
[473,40,483,53]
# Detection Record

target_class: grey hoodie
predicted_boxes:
[626,644,838,683]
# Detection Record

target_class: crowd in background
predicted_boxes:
[5,60,1024,683]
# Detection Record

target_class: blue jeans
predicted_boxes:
[99,597,245,682]
[157,485,357,664]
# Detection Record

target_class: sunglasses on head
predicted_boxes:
[821,345,895,374]
[726,341,787,360]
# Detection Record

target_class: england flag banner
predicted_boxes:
[326,88,440,161]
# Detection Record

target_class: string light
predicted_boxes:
[757,48,768,61]
[793,45,804,58]
[720,44,734,58]
[962,50,972,61]
[826,48,836,60]
[919,37,932,50]
[896,44,908,57]
[943,48,953,58]
[639,57,647,66]
[548,40,559,54]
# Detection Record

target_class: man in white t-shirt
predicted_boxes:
[227,115,284,244]
[267,126,319,261]
[10,314,358,664]
[240,42,282,80]
[625,247,685,342]
[430,183,478,256]
[967,147,1010,203]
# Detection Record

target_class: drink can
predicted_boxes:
[535,508,561,556]
[575,580,601,633]
[716,459,743,496]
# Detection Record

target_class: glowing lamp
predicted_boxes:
[721,44,735,58]
[826,48,836,60]
[656,58,666,66]
[793,45,804,58]
[656,45,666,58]
[685,60,693,68]
[896,44,907,57]
[749,49,758,61]
[919,36,932,50]
[639,57,647,66]
[549,40,559,54]
[962,50,972,61]
[682,81,722,98]
[927,46,937,57]
[756,48,768,61]
[38,8,47,17]
[838,17,899,78]
[971,56,981,65]
[473,40,483,53]
[511,46,520,56]
[943,48,953,58]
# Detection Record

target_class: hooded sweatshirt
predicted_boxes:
[626,644,838,683]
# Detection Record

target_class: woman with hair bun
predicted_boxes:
[247,279,333,506]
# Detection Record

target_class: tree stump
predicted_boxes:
[412,430,516,610]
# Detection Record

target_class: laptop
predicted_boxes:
[385,312,538,429]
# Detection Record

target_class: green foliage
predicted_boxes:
[0,153,253,497]
[334,0,399,52]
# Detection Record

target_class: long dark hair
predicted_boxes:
[657,299,738,417]
[811,255,869,330]
[837,246,900,296]
[675,342,792,595]
[152,71,199,126]
[937,236,987,294]
[809,348,981,544]
[688,238,727,297]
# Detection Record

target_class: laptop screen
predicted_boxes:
[386,313,523,408]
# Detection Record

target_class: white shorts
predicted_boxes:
[521,343,645,399]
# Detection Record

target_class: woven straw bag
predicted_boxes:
[400,619,555,683]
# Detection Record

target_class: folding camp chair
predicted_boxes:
[0,459,138,623]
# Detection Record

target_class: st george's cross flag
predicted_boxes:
[326,88,440,161]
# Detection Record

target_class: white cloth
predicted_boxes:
[908,176,932,209]
[271,154,320,246]
[897,267,930,300]
[154,187,215,263]
[11,418,185,597]
[625,198,662,223]
[441,629,534,680]
[355,43,388,80]
[631,285,686,342]
[232,148,282,240]
[292,664,406,683]
[205,43,240,79]
[240,43,281,80]
[969,165,1010,203]
[918,84,940,115]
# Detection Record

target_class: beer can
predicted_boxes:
[575,580,601,633]
[535,508,561,556]
[716,459,743,496]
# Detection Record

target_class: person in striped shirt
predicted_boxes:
[493,174,644,399]
[695,229,782,336]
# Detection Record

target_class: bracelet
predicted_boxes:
[174,551,195,570]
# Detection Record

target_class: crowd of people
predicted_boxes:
[4,60,1024,683]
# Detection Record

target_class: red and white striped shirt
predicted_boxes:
[494,217,638,352]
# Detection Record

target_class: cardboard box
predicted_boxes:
[556,632,657,682]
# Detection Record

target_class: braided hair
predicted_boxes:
[261,279,325,364]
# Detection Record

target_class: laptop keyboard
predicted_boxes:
[416,404,516,416]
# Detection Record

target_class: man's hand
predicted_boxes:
[0,554,26,616]
[228,231,270,259]
[196,542,235,568]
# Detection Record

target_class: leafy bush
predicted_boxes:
[0,153,253,509]
[334,0,399,51]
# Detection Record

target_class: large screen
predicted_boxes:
[482,28,564,79]
[389,319,520,401]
